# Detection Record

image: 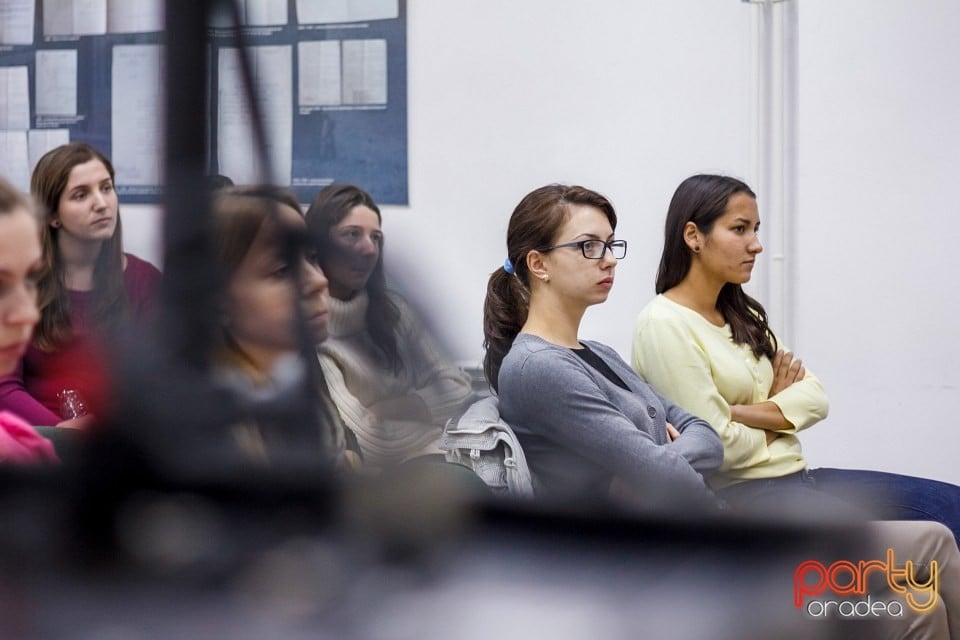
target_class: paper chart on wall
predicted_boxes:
[28,129,71,170]
[217,46,293,185]
[0,131,29,191]
[111,44,164,188]
[43,0,108,37]
[342,39,386,105]
[298,40,342,107]
[0,66,30,130]
[296,0,398,24]
[242,0,289,26]
[107,0,165,34]
[35,50,77,117]
[0,0,35,46]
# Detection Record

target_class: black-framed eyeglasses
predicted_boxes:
[537,239,628,260]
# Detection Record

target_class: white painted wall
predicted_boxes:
[795,0,960,482]
[120,1,960,482]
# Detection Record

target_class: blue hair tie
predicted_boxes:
[503,257,514,275]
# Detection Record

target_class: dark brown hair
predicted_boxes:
[656,174,776,360]
[212,184,303,274]
[305,183,402,373]
[30,142,125,351]
[211,184,306,369]
[482,184,617,392]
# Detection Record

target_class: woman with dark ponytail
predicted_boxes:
[632,173,960,544]
[483,184,722,509]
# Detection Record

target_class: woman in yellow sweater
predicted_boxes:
[632,173,960,544]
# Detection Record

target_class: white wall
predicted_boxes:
[388,0,753,363]
[121,1,960,482]
[795,0,960,482]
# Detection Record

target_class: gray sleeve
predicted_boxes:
[505,349,716,504]
[659,391,724,473]
[585,340,724,475]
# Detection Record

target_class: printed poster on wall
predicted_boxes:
[0,0,408,205]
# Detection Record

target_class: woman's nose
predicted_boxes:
[749,235,763,254]
[301,259,329,295]
[6,285,40,327]
[357,235,379,255]
[92,190,108,210]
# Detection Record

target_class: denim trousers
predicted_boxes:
[718,467,960,548]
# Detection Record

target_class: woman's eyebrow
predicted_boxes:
[570,232,615,240]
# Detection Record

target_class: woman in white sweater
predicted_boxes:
[305,184,473,468]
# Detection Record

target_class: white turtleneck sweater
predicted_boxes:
[318,290,473,468]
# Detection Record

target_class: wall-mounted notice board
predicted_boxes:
[0,0,408,205]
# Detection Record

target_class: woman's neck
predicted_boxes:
[521,293,584,348]
[226,342,285,386]
[58,235,104,292]
[664,269,726,326]
[330,283,359,301]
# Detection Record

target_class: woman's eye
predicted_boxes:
[271,263,291,278]
[102,183,114,194]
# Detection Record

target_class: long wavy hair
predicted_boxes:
[656,174,776,360]
[304,183,402,374]
[482,184,617,393]
[31,142,126,351]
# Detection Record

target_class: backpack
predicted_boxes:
[440,396,535,498]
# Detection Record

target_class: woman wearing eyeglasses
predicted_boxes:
[305,184,473,469]
[631,174,960,543]
[483,184,723,509]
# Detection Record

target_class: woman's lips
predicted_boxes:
[0,340,27,361]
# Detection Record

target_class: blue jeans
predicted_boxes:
[719,468,960,548]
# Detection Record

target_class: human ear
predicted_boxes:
[682,222,701,253]
[525,250,549,283]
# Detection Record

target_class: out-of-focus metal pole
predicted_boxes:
[160,0,219,369]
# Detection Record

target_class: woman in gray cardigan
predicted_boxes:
[482,184,723,511]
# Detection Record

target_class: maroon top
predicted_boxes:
[0,254,162,425]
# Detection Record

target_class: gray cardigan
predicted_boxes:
[498,334,723,508]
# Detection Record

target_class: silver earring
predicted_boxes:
[541,274,549,282]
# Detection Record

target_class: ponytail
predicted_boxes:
[482,266,530,393]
